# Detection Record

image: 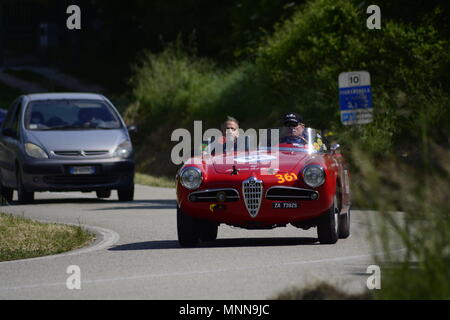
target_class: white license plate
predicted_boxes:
[70,166,96,175]
[272,202,299,209]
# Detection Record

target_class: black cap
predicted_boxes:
[283,112,303,126]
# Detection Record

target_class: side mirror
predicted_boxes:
[127,125,137,134]
[330,143,340,153]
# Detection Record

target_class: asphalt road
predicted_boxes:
[0,184,383,299]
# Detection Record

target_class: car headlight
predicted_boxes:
[303,165,325,188]
[113,141,133,159]
[180,167,203,190]
[25,143,48,159]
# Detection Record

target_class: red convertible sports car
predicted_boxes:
[175,128,351,247]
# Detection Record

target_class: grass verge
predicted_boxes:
[135,172,175,189]
[0,213,95,262]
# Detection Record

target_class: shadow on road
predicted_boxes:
[2,198,106,206]
[1,199,177,209]
[91,200,177,211]
[109,237,318,251]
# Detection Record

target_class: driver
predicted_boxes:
[280,112,307,144]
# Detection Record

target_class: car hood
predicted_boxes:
[212,150,309,174]
[26,129,127,153]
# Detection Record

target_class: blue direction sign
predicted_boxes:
[338,71,373,125]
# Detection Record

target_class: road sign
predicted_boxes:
[339,71,373,125]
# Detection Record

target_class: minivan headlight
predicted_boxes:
[180,167,203,190]
[113,141,133,159]
[25,143,48,159]
[303,165,325,188]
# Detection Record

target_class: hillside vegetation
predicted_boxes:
[125,0,449,176]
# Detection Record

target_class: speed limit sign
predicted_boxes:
[338,71,373,125]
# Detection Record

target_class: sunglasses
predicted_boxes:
[285,122,304,128]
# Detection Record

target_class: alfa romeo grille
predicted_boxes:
[242,177,263,218]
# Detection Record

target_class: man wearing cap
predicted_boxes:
[280,112,308,144]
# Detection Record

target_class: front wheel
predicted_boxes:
[96,190,111,199]
[316,197,339,244]
[17,169,34,204]
[199,220,218,242]
[177,209,200,247]
[0,183,13,204]
[338,209,351,239]
[118,183,134,201]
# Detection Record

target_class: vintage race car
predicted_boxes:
[175,128,351,247]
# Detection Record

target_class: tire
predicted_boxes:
[198,220,218,242]
[0,183,13,204]
[17,169,34,204]
[338,209,351,239]
[96,190,111,199]
[118,183,134,201]
[177,208,200,247]
[317,196,339,244]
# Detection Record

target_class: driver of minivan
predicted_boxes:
[280,112,308,144]
[75,108,97,127]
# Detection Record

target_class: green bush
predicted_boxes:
[255,0,449,155]
[352,145,450,299]
[125,0,449,174]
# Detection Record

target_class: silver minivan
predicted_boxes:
[0,93,135,204]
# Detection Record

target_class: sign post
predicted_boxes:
[339,71,373,125]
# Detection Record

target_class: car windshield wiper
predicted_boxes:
[41,125,89,131]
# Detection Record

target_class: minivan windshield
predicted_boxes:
[25,99,122,130]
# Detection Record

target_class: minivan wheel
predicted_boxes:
[17,170,34,204]
[0,183,13,204]
[118,183,134,201]
[96,190,111,199]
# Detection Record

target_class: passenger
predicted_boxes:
[202,116,240,155]
[221,116,240,143]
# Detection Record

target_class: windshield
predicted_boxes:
[278,127,328,153]
[25,99,122,130]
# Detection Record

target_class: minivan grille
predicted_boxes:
[242,177,263,218]
[53,150,109,157]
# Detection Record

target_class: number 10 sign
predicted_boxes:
[338,71,373,125]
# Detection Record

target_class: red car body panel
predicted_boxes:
[176,143,351,229]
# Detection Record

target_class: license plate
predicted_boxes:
[272,202,299,209]
[69,166,96,175]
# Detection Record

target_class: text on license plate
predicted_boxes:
[70,166,96,175]
[272,202,299,209]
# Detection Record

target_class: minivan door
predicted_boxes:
[0,98,22,188]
